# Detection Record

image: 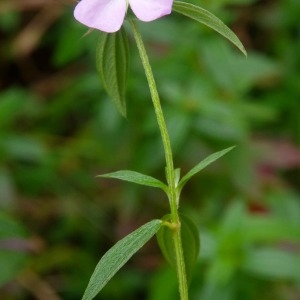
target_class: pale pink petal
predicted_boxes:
[129,0,173,22]
[74,0,127,33]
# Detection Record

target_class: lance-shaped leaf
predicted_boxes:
[96,26,129,117]
[97,170,167,191]
[173,1,246,56]
[178,146,235,192]
[157,214,200,283]
[82,219,162,300]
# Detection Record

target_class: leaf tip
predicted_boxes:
[240,45,247,57]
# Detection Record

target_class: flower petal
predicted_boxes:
[129,0,173,22]
[74,0,127,33]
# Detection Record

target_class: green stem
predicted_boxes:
[129,20,189,300]
[129,20,174,190]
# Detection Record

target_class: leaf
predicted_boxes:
[244,215,300,243]
[157,215,174,267]
[172,1,246,56]
[82,219,162,300]
[178,146,235,192]
[96,26,129,117]
[156,214,200,283]
[97,170,167,191]
[174,168,181,187]
[0,212,28,285]
[243,248,300,280]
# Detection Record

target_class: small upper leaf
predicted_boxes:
[96,26,129,117]
[172,1,246,56]
[178,146,235,192]
[97,170,167,191]
[82,219,162,300]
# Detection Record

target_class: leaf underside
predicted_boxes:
[157,214,200,283]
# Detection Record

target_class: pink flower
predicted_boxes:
[74,0,173,33]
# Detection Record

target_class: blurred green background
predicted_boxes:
[0,0,300,299]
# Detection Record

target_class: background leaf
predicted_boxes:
[82,219,162,300]
[243,248,300,280]
[0,212,28,286]
[96,27,129,116]
[172,1,246,56]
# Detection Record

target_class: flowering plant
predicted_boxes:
[73,1,246,299]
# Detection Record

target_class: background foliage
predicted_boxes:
[0,0,299,299]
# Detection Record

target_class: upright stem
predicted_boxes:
[129,20,174,189]
[129,20,189,300]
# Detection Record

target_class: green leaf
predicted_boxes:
[0,212,28,285]
[96,26,129,117]
[82,219,162,300]
[178,146,235,192]
[172,1,246,56]
[243,248,300,280]
[97,170,167,191]
[244,215,300,243]
[174,168,181,187]
[156,214,200,283]
[157,215,174,267]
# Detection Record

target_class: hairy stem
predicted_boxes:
[129,20,174,189]
[129,20,188,300]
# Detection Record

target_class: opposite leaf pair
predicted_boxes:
[82,146,234,299]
